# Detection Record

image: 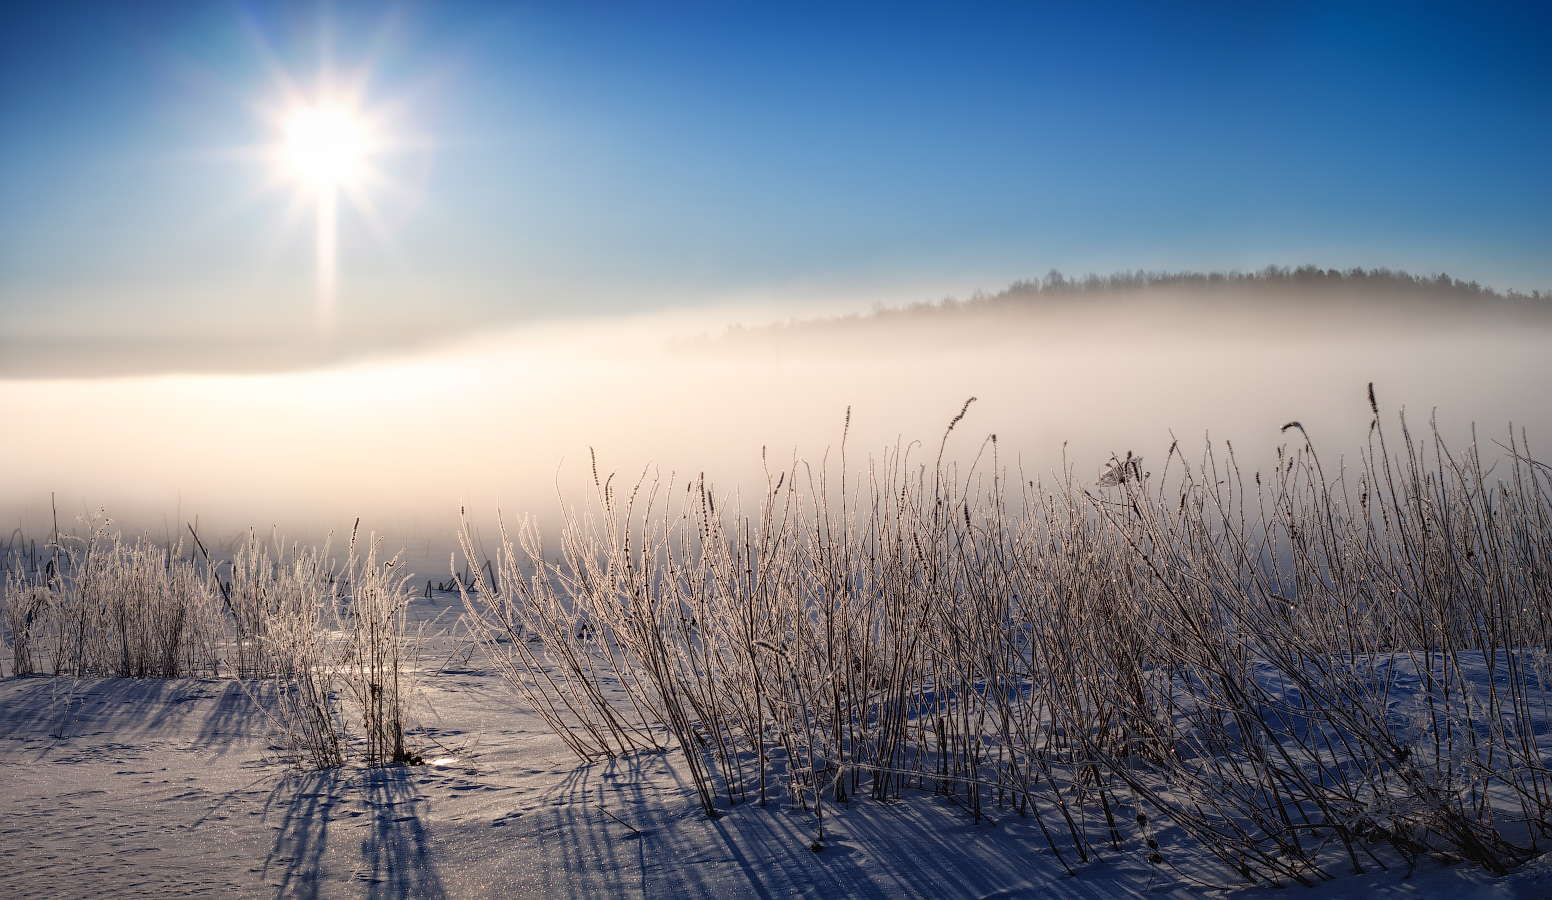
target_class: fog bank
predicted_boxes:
[3,287,1549,579]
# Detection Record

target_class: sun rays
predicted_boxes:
[283,103,364,334]
[240,12,428,341]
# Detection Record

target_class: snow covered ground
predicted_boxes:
[4,595,1552,900]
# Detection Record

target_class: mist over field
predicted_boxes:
[5,272,1549,580]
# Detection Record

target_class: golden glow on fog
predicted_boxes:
[3,307,1547,556]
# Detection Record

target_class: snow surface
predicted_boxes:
[4,595,1552,900]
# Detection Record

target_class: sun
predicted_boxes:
[285,105,364,188]
[266,81,404,337]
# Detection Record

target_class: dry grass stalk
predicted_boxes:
[462,393,1552,883]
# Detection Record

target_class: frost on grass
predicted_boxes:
[6,389,1552,893]
[1,519,425,770]
[460,393,1552,887]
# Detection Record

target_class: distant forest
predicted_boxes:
[725,265,1551,338]
[998,264,1545,302]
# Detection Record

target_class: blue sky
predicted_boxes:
[2,1,1549,351]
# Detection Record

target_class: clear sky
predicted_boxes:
[2,1,1549,360]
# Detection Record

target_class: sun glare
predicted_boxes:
[286,106,363,188]
[282,103,367,336]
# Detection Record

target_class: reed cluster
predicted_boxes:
[461,393,1552,884]
[2,514,224,679]
[1,520,420,769]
